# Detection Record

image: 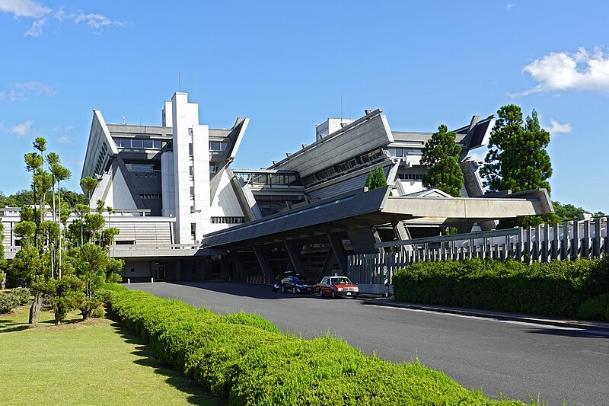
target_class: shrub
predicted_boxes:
[393,258,609,319]
[222,312,281,333]
[0,292,19,314]
[577,294,609,321]
[11,287,31,305]
[104,284,523,405]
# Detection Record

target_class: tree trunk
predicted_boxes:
[29,292,44,324]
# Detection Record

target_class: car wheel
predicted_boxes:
[316,289,323,297]
[353,293,359,299]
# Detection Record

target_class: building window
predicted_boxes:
[209,141,227,152]
[190,223,197,240]
[211,216,245,224]
[189,166,194,176]
[189,186,195,198]
[209,165,218,174]
[188,143,193,156]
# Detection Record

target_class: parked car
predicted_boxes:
[272,273,313,294]
[315,276,359,298]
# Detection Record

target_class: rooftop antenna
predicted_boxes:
[121,116,127,125]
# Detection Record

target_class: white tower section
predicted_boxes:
[171,92,211,244]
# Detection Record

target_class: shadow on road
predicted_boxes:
[168,281,325,300]
[526,327,609,339]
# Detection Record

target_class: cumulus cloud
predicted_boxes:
[0,81,56,101]
[0,0,50,18]
[546,119,572,135]
[0,0,120,36]
[9,120,33,136]
[515,48,609,96]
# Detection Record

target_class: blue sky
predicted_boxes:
[0,1,607,212]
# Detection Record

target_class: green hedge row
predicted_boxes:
[392,258,609,320]
[105,285,525,405]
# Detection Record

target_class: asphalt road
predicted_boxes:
[128,282,609,405]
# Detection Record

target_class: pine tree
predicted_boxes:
[421,125,464,197]
[481,104,552,193]
[365,167,387,190]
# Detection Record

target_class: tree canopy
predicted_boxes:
[365,167,387,190]
[421,124,464,197]
[481,104,552,193]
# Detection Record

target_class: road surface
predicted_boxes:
[128,282,609,405]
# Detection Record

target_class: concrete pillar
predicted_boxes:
[283,240,304,274]
[232,253,245,281]
[220,256,230,280]
[253,245,272,284]
[328,233,348,274]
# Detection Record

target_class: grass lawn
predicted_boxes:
[0,306,222,405]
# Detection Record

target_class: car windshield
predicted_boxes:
[330,277,351,285]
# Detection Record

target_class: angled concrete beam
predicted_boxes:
[283,240,304,274]
[253,245,272,283]
[327,233,348,274]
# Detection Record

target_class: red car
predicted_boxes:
[315,276,359,298]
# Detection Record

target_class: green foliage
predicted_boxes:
[364,166,387,190]
[421,124,464,197]
[105,285,523,405]
[577,294,609,321]
[11,287,31,305]
[14,221,37,245]
[0,292,20,313]
[80,176,99,204]
[481,105,552,193]
[9,245,43,287]
[393,258,609,320]
[222,312,281,333]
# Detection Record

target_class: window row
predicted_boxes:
[234,172,300,187]
[302,148,386,186]
[398,173,425,180]
[211,216,245,224]
[139,193,161,200]
[387,147,421,158]
[115,137,167,150]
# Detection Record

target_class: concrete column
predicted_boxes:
[283,240,304,274]
[328,233,348,274]
[233,254,246,281]
[253,246,272,283]
[220,256,230,281]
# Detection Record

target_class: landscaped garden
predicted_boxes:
[0,305,220,405]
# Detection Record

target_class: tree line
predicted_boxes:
[0,136,122,324]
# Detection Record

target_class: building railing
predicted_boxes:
[348,218,609,285]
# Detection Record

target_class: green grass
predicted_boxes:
[0,306,222,406]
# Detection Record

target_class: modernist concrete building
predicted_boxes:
[2,92,553,283]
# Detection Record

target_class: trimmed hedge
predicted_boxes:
[393,258,609,320]
[105,285,525,405]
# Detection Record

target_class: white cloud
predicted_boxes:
[0,0,120,36]
[546,119,572,135]
[9,120,33,136]
[516,48,609,95]
[505,3,515,11]
[0,81,56,101]
[25,17,44,36]
[0,0,50,18]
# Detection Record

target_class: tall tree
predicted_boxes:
[481,105,552,193]
[80,177,99,205]
[421,125,464,197]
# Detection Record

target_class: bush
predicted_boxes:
[104,284,523,405]
[222,312,281,333]
[0,292,19,314]
[11,287,31,305]
[577,294,609,321]
[393,258,609,320]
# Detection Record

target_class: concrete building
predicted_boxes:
[2,92,553,283]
